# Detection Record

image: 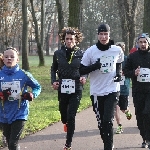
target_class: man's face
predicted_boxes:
[98,32,110,45]
[65,34,76,48]
[3,49,19,68]
[138,38,149,51]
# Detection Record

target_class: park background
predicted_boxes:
[0,0,149,147]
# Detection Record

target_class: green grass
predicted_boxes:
[0,56,91,144]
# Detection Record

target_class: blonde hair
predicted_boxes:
[4,47,19,55]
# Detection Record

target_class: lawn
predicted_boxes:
[0,55,91,145]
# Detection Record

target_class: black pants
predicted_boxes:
[3,120,25,150]
[58,90,82,147]
[90,92,118,150]
[133,92,150,141]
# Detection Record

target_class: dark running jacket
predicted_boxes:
[123,49,150,93]
[51,45,84,91]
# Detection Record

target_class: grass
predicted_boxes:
[0,56,91,145]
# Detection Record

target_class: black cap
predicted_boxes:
[98,24,110,34]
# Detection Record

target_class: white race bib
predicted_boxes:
[1,81,21,101]
[100,56,114,73]
[120,76,125,85]
[61,79,75,94]
[137,68,150,82]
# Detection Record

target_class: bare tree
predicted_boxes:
[55,0,64,34]
[22,0,29,70]
[0,0,22,51]
[55,0,64,48]
[30,0,45,66]
[68,0,80,28]
[143,0,150,34]
[117,0,139,54]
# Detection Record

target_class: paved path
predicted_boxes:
[2,91,145,150]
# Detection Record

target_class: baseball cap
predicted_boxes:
[137,33,150,45]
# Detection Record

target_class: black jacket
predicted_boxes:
[51,45,84,90]
[123,49,150,93]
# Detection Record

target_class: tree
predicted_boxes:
[117,0,139,55]
[55,0,64,34]
[0,0,22,51]
[30,0,45,66]
[68,0,80,28]
[22,0,29,70]
[55,0,64,48]
[143,0,150,34]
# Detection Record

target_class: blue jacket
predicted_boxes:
[120,56,130,95]
[0,64,41,124]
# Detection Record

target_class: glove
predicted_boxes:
[114,63,122,82]
[0,88,11,101]
[21,92,33,101]
[114,74,121,82]
[92,58,101,70]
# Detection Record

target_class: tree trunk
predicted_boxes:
[68,0,80,28]
[30,0,45,66]
[78,0,83,30]
[41,0,45,48]
[55,0,64,34]
[55,0,64,49]
[143,0,150,34]
[117,0,139,55]
[22,0,29,70]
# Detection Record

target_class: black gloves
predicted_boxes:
[114,63,122,82]
[79,58,101,75]
[114,74,121,82]
[92,58,101,70]
[21,92,33,101]
[0,88,11,101]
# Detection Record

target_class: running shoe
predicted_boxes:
[116,125,123,134]
[2,135,7,147]
[63,146,71,150]
[125,110,132,120]
[141,141,148,148]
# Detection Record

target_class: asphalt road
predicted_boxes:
[2,90,145,150]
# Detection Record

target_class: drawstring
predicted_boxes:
[19,83,26,108]
[68,51,75,64]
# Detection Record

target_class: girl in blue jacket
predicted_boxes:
[0,47,41,150]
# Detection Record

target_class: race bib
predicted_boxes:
[1,81,21,101]
[100,56,114,73]
[137,68,150,82]
[120,76,125,85]
[61,79,75,94]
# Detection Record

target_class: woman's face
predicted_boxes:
[65,34,76,48]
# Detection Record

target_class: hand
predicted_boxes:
[21,92,33,101]
[135,66,140,76]
[79,77,86,85]
[114,74,121,82]
[93,58,101,70]
[0,88,11,101]
[52,82,59,90]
